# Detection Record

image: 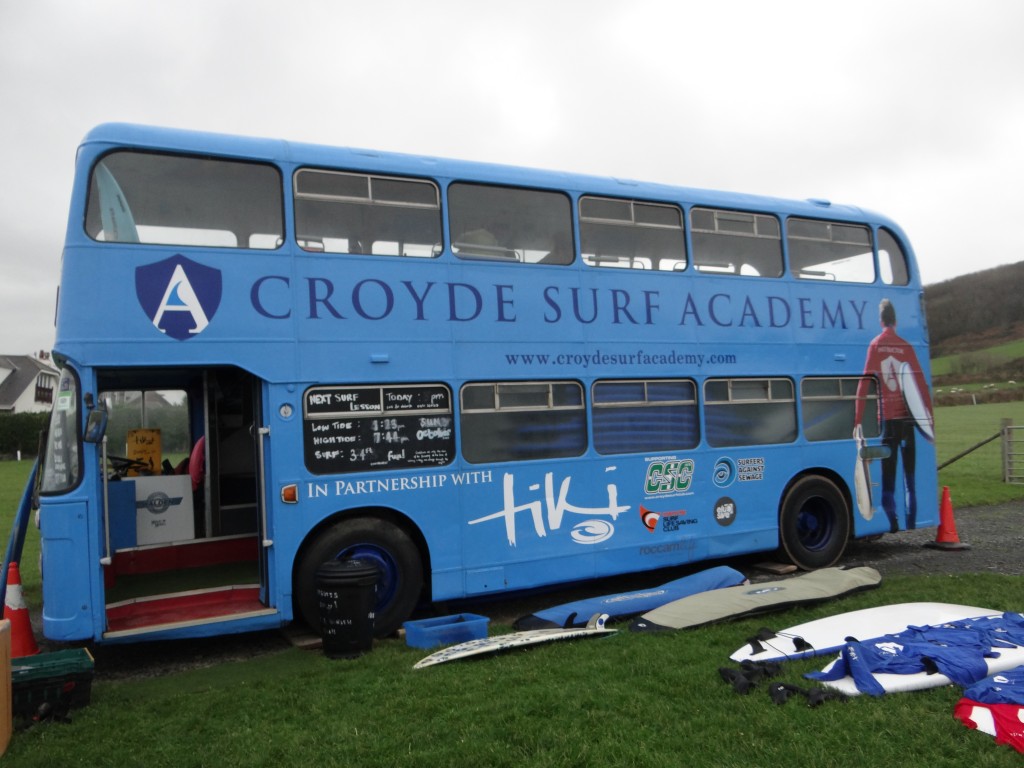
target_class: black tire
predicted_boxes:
[778,476,850,570]
[295,517,423,638]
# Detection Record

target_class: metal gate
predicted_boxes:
[1004,425,1024,484]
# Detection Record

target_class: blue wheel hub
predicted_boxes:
[336,545,398,608]
[797,500,833,552]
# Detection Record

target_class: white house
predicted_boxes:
[0,354,60,414]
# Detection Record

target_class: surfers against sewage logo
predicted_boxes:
[136,255,222,339]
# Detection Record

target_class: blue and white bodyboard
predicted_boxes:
[513,565,747,630]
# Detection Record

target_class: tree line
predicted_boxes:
[0,412,48,459]
[0,399,189,460]
[925,260,1024,356]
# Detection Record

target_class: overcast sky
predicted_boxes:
[2,0,1022,355]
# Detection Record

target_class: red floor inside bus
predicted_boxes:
[103,535,266,636]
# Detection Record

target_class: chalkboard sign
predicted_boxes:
[304,384,454,474]
[305,387,382,416]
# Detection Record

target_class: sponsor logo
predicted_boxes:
[736,457,765,482]
[136,254,222,340]
[604,590,667,604]
[713,457,736,488]
[714,456,765,486]
[571,520,615,545]
[641,506,661,532]
[645,459,694,495]
[714,496,737,527]
[468,471,629,547]
[640,504,697,533]
[639,541,691,557]
[135,491,184,516]
[662,514,697,532]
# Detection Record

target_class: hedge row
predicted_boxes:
[0,412,49,458]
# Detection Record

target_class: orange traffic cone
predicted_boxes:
[3,562,40,657]
[925,486,971,551]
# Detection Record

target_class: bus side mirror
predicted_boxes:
[84,406,108,444]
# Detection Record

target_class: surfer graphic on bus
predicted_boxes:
[854,298,934,532]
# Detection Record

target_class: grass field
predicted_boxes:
[936,400,1024,506]
[3,574,1024,767]
[0,462,40,608]
[931,337,1024,377]
[1,402,1024,766]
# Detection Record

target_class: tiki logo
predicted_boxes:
[644,459,694,495]
[136,255,222,340]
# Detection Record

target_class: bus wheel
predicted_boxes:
[296,517,423,638]
[778,476,850,570]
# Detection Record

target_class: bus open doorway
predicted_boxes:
[95,366,275,639]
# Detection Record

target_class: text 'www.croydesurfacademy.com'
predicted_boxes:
[503,349,739,369]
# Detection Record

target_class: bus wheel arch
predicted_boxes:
[293,508,429,638]
[777,472,851,570]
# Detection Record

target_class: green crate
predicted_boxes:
[11,648,94,718]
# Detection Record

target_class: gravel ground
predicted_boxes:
[843,501,1024,577]
[83,500,1023,680]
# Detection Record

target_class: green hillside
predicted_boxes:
[931,337,1024,377]
[925,261,1024,405]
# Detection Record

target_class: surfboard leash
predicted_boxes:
[718,661,849,706]
[718,659,784,694]
[768,682,850,707]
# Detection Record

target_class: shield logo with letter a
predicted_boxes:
[135,255,222,340]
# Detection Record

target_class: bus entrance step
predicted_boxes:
[105,585,268,636]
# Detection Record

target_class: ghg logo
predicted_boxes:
[644,459,694,495]
[136,255,222,340]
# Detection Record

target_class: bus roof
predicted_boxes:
[81,122,899,231]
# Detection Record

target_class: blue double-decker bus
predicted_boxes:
[34,123,936,642]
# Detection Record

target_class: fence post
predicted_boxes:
[1003,418,1013,483]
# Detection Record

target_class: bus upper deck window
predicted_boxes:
[449,183,573,265]
[788,218,874,283]
[690,208,782,277]
[580,197,686,271]
[878,228,910,285]
[294,170,442,257]
[85,151,283,249]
